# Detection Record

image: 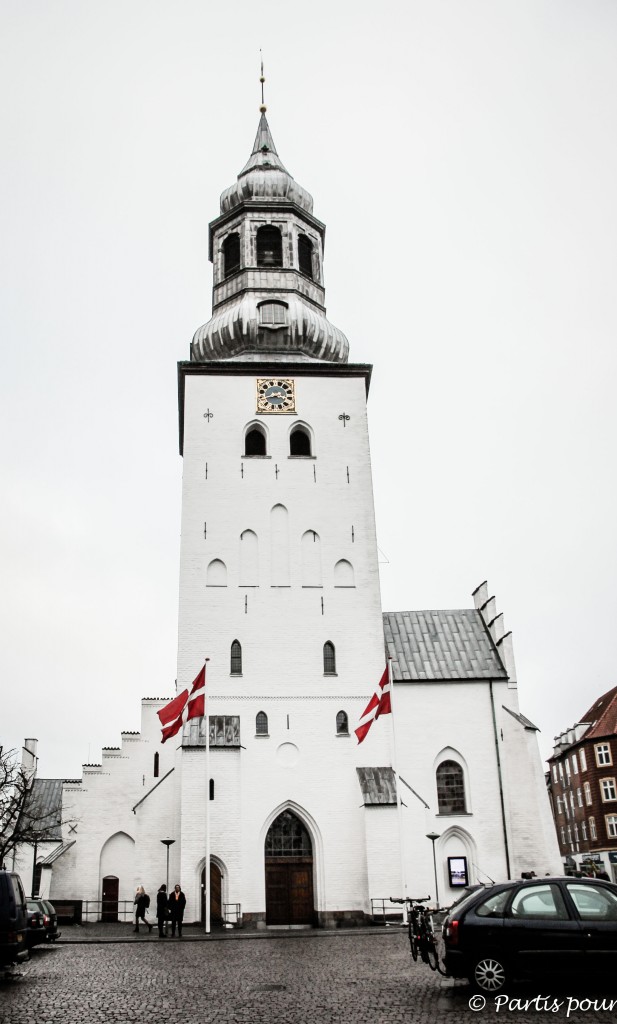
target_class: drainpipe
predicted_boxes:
[489,681,511,879]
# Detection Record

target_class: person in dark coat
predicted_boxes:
[168,883,186,937]
[133,886,152,933]
[156,884,168,938]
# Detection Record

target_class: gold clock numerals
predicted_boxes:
[256,378,295,413]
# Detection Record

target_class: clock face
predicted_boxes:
[256,378,295,413]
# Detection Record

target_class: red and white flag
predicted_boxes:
[355,665,391,744]
[158,664,206,744]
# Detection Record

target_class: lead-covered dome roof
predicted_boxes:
[220,114,314,215]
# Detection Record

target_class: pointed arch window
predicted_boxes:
[336,711,349,735]
[153,752,159,778]
[245,424,267,456]
[256,225,283,268]
[290,426,312,457]
[323,641,336,675]
[265,810,312,857]
[230,640,242,676]
[436,760,466,815]
[223,232,240,278]
[256,711,268,735]
[298,234,313,279]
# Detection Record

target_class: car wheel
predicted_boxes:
[471,955,509,994]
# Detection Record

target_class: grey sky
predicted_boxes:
[1,0,616,778]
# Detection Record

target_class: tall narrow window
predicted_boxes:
[223,233,240,278]
[256,225,282,268]
[245,426,266,456]
[336,711,348,735]
[256,712,268,735]
[298,234,313,278]
[239,529,259,587]
[323,642,336,674]
[153,752,159,778]
[209,779,214,801]
[290,426,311,457]
[436,760,466,814]
[301,530,322,587]
[230,640,242,675]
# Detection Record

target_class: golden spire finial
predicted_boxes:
[259,51,267,113]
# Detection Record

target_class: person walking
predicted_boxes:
[168,883,186,938]
[156,884,168,938]
[133,885,152,933]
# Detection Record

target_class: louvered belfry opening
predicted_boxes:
[223,232,240,278]
[298,234,313,279]
[256,225,283,268]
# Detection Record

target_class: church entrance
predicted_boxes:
[264,810,314,925]
[200,863,223,925]
[101,876,119,922]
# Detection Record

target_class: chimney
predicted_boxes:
[21,738,38,786]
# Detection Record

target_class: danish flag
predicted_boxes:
[158,665,206,744]
[354,665,391,744]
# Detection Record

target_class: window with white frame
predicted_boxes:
[580,749,587,772]
[584,781,592,805]
[590,817,597,840]
[567,825,572,845]
[559,762,564,781]
[566,760,571,779]
[570,792,575,812]
[574,823,579,842]
[560,826,566,844]
[606,815,617,838]
[581,820,588,840]
[577,788,583,807]
[600,778,617,802]
[572,753,579,774]
[556,796,563,815]
[552,765,558,783]
[595,743,612,767]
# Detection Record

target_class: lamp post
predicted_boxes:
[426,832,441,909]
[160,838,175,894]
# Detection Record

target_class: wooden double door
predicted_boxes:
[265,857,314,925]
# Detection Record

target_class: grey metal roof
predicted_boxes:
[356,767,397,805]
[20,779,64,840]
[39,840,75,866]
[384,609,507,681]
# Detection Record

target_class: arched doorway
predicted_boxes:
[200,864,223,925]
[265,810,315,925]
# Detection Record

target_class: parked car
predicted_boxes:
[25,900,47,949]
[0,870,28,967]
[442,875,617,993]
[27,898,61,942]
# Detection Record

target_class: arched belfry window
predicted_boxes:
[436,760,466,814]
[230,640,242,676]
[290,426,311,457]
[256,225,283,268]
[245,424,267,457]
[223,233,240,278]
[256,711,268,735]
[336,711,349,735]
[298,234,313,279]
[323,642,336,675]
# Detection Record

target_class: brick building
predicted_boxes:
[548,685,617,880]
[11,107,561,924]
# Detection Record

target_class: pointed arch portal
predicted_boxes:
[264,810,315,925]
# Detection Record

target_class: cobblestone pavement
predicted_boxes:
[1,930,616,1024]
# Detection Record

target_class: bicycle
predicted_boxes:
[390,896,440,971]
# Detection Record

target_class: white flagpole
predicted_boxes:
[387,657,408,921]
[204,658,211,935]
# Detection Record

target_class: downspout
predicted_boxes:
[489,680,511,879]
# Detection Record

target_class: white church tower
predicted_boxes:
[174,111,391,926]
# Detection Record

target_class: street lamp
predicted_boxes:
[426,832,441,909]
[160,838,175,894]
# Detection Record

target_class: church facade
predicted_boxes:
[13,112,561,925]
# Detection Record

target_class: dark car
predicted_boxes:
[0,870,28,967]
[442,875,617,993]
[25,900,47,949]
[28,898,61,942]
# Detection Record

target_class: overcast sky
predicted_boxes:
[1,0,616,779]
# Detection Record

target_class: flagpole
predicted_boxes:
[387,656,408,923]
[204,658,211,935]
